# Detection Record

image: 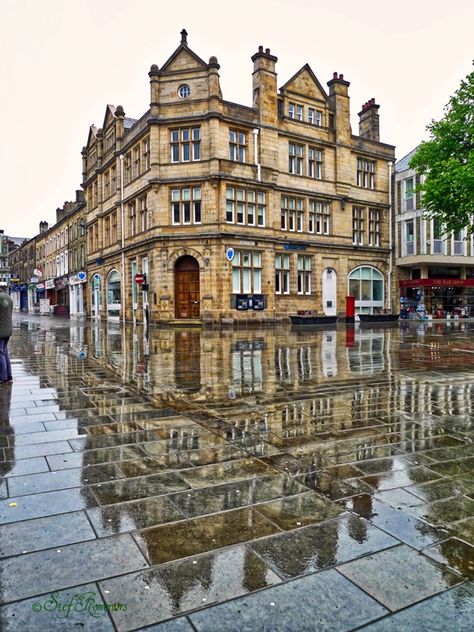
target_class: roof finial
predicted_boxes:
[180,29,188,44]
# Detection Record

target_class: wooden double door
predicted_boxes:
[175,256,200,319]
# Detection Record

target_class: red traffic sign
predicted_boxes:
[134,273,145,284]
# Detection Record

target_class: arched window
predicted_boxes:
[348,266,384,314]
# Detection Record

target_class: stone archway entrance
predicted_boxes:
[174,256,200,319]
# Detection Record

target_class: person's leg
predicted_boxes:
[4,337,12,381]
[0,338,7,382]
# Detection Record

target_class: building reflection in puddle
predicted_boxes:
[6,316,474,591]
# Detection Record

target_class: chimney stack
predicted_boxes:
[39,221,49,234]
[327,72,351,143]
[251,45,278,124]
[358,98,380,141]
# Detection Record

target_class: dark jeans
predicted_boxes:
[0,337,12,382]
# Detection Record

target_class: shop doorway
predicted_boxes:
[174,256,200,319]
[322,268,337,316]
[106,270,121,320]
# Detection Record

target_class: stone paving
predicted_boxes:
[0,315,473,631]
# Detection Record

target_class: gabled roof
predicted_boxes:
[102,104,116,130]
[280,64,328,101]
[161,44,207,73]
[396,146,420,173]
[86,125,98,148]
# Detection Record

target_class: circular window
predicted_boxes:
[178,84,191,98]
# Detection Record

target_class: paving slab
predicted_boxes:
[337,544,463,611]
[188,568,388,631]
[359,582,474,631]
[100,546,281,630]
[0,534,148,604]
[0,583,116,631]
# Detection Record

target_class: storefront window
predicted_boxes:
[348,266,384,314]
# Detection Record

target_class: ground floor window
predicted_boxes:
[348,266,384,313]
[275,254,290,294]
[232,251,262,294]
[297,255,312,294]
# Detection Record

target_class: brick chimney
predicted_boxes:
[251,46,278,124]
[358,98,380,141]
[39,221,48,234]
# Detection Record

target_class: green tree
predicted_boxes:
[409,68,474,234]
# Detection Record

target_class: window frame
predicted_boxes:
[289,142,304,176]
[231,251,263,294]
[170,127,201,163]
[171,187,202,226]
[352,206,365,245]
[356,158,375,189]
[275,253,290,295]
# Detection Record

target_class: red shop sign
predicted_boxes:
[399,278,474,288]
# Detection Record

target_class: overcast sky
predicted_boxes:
[1,0,472,238]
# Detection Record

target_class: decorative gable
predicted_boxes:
[102,104,116,131]
[161,46,207,73]
[86,124,98,149]
[280,64,328,103]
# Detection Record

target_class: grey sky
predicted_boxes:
[1,0,472,238]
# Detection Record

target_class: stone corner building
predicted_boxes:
[83,30,395,325]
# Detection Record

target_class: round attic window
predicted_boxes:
[178,84,191,98]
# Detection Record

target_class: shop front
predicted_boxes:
[9,282,22,311]
[45,278,56,310]
[69,271,87,317]
[54,277,69,316]
[399,278,474,318]
[27,281,37,312]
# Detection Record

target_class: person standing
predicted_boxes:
[0,286,13,384]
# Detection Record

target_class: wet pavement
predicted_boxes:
[0,315,473,631]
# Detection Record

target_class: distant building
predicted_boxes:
[9,235,37,311]
[394,148,474,317]
[0,230,27,296]
[35,191,87,317]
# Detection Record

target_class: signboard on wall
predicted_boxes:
[399,279,474,288]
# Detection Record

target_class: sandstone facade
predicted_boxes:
[83,31,395,324]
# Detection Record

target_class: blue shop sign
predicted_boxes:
[226,247,235,262]
[284,243,307,251]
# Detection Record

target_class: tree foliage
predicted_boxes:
[409,68,474,234]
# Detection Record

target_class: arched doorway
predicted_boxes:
[348,266,384,314]
[175,256,200,319]
[322,268,337,316]
[91,274,102,318]
[106,270,121,320]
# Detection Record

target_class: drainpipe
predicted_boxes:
[252,128,261,182]
[119,154,126,328]
[387,160,393,312]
